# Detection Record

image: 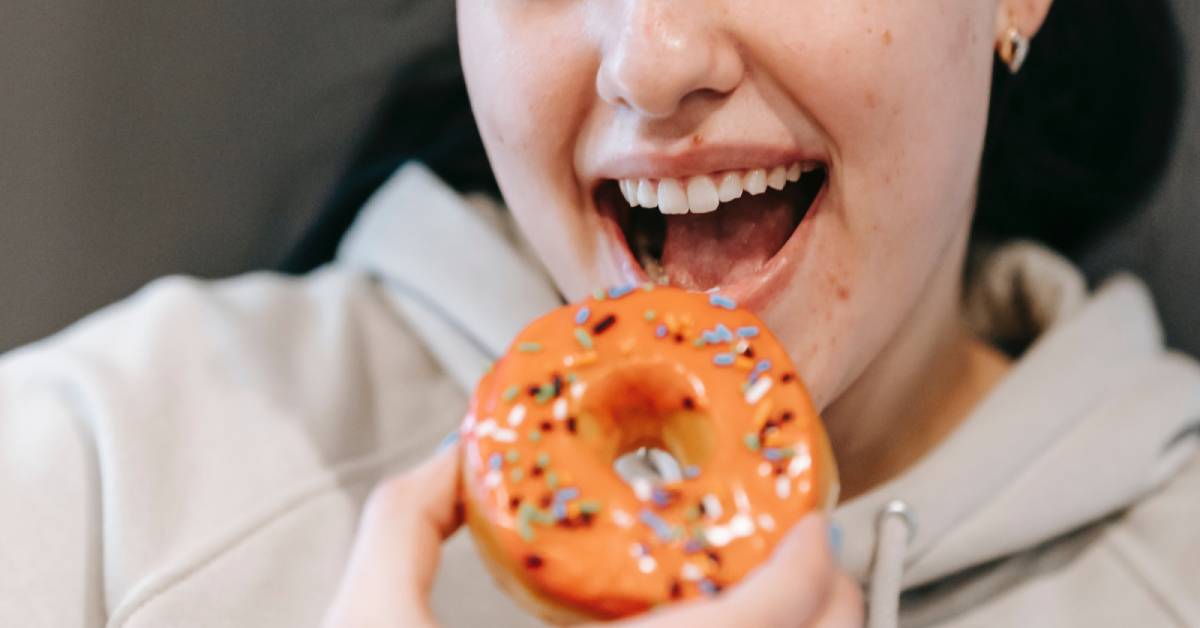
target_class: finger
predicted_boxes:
[811,573,865,628]
[323,443,464,628]
[605,513,837,628]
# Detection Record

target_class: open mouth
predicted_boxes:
[596,162,829,293]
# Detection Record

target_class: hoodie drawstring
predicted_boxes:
[869,500,917,628]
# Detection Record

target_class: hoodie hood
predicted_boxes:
[340,164,1200,623]
[833,242,1200,591]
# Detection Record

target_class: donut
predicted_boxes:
[459,284,837,623]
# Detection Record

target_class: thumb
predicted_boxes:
[717,513,840,625]
[323,440,464,628]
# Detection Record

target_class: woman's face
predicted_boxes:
[458,1,1006,410]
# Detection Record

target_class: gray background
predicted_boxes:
[0,1,1196,353]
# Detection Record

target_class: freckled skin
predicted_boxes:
[457,0,1056,522]
[458,0,1005,413]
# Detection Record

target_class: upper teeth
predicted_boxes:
[617,161,818,215]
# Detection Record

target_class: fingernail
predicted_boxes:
[437,429,460,452]
[828,521,843,561]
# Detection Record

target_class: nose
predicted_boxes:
[596,1,744,120]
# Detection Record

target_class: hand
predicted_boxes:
[322,444,863,628]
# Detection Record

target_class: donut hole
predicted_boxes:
[576,361,715,488]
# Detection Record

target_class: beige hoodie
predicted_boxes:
[2,164,1198,628]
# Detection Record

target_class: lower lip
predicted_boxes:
[598,180,828,313]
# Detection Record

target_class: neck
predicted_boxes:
[824,228,1011,502]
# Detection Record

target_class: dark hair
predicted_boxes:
[283,0,1186,273]
[974,0,1186,255]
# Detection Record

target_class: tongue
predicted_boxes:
[660,190,797,291]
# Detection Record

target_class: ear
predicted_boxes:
[994,0,1054,41]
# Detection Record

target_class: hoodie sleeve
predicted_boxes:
[0,345,106,626]
[0,268,468,628]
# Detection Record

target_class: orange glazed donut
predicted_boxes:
[460,284,837,623]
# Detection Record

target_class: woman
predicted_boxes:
[1,0,1193,627]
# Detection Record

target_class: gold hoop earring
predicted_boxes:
[999,26,1030,74]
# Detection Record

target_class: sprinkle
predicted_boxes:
[698,579,720,597]
[475,419,497,439]
[683,539,705,555]
[713,353,736,367]
[715,324,734,342]
[693,337,708,348]
[758,514,777,531]
[638,555,658,574]
[592,314,618,335]
[555,487,580,503]
[534,384,556,404]
[612,508,634,528]
[546,472,559,489]
[737,326,760,338]
[507,404,527,427]
[734,488,751,511]
[493,428,516,443]
[788,450,812,477]
[758,462,773,477]
[553,502,567,521]
[651,486,674,507]
[709,294,737,310]
[573,327,594,350]
[502,386,519,402]
[730,514,755,536]
[536,452,551,468]
[775,476,792,499]
[682,562,704,581]
[518,342,543,353]
[631,477,653,501]
[705,526,733,548]
[764,447,796,461]
[684,465,701,479]
[608,284,635,299]
[510,468,524,482]
[517,504,538,541]
[701,494,723,520]
[553,397,569,420]
[528,430,542,443]
[489,453,504,470]
[574,306,591,325]
[656,324,669,339]
[643,309,656,321]
[755,359,772,372]
[745,376,774,405]
[506,449,520,463]
[751,400,774,429]
[579,500,603,515]
[639,509,675,541]
[592,288,606,300]
[743,433,761,451]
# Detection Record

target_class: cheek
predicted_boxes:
[460,3,601,293]
[751,1,996,405]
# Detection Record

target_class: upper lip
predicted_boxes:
[589,144,827,184]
